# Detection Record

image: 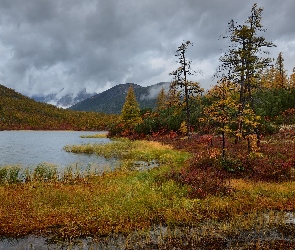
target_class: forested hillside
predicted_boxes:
[69,82,169,114]
[0,84,118,130]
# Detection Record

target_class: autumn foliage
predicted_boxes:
[0,84,118,130]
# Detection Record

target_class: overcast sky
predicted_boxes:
[0,0,294,98]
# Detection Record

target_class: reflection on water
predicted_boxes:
[0,236,107,250]
[0,131,116,171]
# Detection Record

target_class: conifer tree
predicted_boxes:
[166,83,181,110]
[204,79,239,158]
[121,85,142,129]
[170,41,203,135]
[260,66,277,89]
[165,84,183,131]
[219,4,275,105]
[260,53,288,90]
[273,52,288,89]
[155,87,167,111]
[218,3,275,149]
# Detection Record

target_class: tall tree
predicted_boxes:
[170,41,203,135]
[274,52,288,88]
[218,3,275,148]
[260,53,288,90]
[260,66,277,89]
[155,87,167,111]
[166,83,181,110]
[121,85,142,129]
[204,79,239,158]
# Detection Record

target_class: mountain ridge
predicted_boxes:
[69,82,170,114]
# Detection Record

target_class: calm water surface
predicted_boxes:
[0,131,118,248]
[0,131,115,170]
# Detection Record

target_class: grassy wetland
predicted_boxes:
[0,133,295,249]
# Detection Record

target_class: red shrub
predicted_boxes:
[165,156,231,199]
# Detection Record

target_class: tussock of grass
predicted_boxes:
[64,139,186,167]
[80,133,108,138]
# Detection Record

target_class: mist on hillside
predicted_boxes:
[140,82,170,101]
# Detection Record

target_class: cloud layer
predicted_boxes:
[0,0,294,97]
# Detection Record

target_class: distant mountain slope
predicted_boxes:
[32,88,94,108]
[0,84,117,130]
[69,82,169,114]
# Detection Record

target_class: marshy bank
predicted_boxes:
[2,220,295,249]
[1,136,295,249]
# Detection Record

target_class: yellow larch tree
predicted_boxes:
[203,79,239,158]
[121,85,142,130]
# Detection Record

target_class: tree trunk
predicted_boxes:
[185,84,190,136]
[222,130,226,158]
[247,136,251,153]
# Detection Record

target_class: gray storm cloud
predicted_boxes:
[0,0,294,98]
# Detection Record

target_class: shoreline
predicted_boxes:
[1,220,295,249]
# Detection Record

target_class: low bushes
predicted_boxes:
[164,166,231,199]
[156,131,295,201]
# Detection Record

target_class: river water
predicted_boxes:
[0,130,115,171]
